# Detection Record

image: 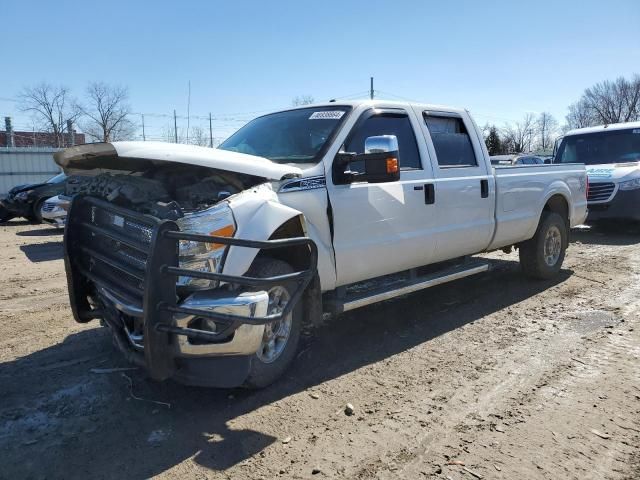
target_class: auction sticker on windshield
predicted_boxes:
[309,111,345,120]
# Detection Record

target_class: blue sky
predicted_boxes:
[2,0,639,141]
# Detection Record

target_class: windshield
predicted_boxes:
[556,128,640,165]
[219,106,351,164]
[47,173,66,184]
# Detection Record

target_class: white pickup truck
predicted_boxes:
[55,100,588,388]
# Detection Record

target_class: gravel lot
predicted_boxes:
[1,220,639,480]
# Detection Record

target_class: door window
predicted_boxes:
[345,113,421,170]
[424,115,478,167]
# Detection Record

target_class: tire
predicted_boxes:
[30,198,46,223]
[243,258,303,389]
[0,205,14,223]
[519,211,567,280]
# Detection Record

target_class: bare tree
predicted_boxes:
[536,112,558,152]
[18,83,81,147]
[79,82,135,142]
[292,95,315,106]
[188,126,210,147]
[566,98,596,129]
[583,75,640,125]
[566,74,640,129]
[502,113,536,153]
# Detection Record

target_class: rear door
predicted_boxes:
[326,107,437,286]
[413,109,495,262]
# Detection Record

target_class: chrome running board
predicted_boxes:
[328,260,490,314]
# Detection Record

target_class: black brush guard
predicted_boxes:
[64,195,317,380]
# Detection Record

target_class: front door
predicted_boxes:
[326,108,437,286]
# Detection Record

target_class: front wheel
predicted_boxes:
[519,211,567,280]
[0,204,14,223]
[30,198,46,223]
[243,258,303,389]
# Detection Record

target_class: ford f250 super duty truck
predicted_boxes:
[55,100,588,388]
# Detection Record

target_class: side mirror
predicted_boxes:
[334,135,400,184]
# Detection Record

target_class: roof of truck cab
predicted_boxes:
[285,99,468,115]
[565,121,640,137]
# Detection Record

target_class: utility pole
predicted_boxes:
[173,109,178,143]
[186,80,191,144]
[370,77,374,100]
[209,112,213,148]
[4,117,14,147]
[67,120,75,146]
[141,114,146,141]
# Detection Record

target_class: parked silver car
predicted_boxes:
[41,195,71,228]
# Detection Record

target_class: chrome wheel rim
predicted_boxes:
[544,225,562,266]
[256,285,292,364]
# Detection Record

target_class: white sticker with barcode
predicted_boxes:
[309,111,345,120]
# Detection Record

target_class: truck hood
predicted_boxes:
[53,141,303,181]
[586,162,640,182]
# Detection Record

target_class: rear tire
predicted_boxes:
[243,258,303,389]
[519,211,567,280]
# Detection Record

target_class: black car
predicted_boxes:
[0,173,67,223]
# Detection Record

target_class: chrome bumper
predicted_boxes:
[98,286,268,358]
[173,289,268,356]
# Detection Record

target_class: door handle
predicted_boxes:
[424,184,435,204]
[480,179,489,198]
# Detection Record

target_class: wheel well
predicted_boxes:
[544,194,569,223]
[252,215,323,327]
[261,216,310,271]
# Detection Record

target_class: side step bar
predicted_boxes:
[328,260,490,314]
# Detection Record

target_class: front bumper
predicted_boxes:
[64,195,316,387]
[42,209,67,227]
[0,197,31,218]
[587,189,640,222]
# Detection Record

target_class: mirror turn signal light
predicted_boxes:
[386,157,399,174]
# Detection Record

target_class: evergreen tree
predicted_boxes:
[485,125,502,155]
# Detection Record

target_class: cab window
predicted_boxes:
[424,114,478,167]
[345,113,421,171]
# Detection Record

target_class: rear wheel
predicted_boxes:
[519,211,567,280]
[243,258,303,389]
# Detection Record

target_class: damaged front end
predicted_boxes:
[59,145,316,387]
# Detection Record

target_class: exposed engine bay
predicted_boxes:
[65,165,265,220]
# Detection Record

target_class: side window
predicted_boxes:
[424,114,478,167]
[345,113,421,170]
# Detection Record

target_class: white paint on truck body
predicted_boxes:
[55,100,588,294]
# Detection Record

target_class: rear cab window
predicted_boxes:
[423,114,478,168]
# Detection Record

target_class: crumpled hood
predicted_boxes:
[53,141,303,181]
[9,183,49,196]
[586,162,640,182]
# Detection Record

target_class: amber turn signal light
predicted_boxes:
[386,157,399,174]
[207,224,235,251]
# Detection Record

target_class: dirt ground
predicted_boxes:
[0,219,639,480]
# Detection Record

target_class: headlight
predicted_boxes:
[176,203,236,289]
[618,178,640,191]
[14,191,30,201]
